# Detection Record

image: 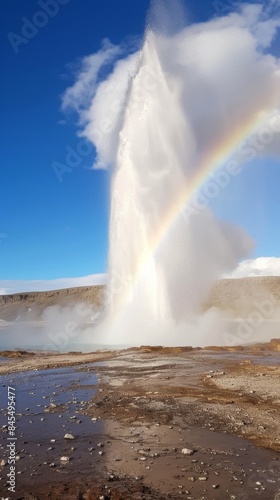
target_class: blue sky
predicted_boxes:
[1,0,280,289]
[1,0,150,281]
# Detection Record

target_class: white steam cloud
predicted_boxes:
[63,4,280,170]
[60,1,280,348]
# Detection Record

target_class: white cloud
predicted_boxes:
[228,257,280,277]
[0,274,108,295]
[62,39,123,115]
[62,3,280,173]
[62,38,140,169]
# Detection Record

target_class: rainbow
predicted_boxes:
[108,99,278,321]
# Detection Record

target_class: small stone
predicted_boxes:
[212,484,219,489]
[181,448,194,456]
[199,477,207,481]
[60,456,70,462]
[64,433,75,440]
[138,450,148,456]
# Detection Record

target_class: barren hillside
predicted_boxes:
[1,277,280,321]
[206,276,280,314]
[0,285,104,321]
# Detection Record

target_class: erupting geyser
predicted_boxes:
[66,1,280,346]
[104,3,255,344]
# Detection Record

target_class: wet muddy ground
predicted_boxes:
[0,346,279,499]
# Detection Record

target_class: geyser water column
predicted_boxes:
[61,0,280,346]
[104,26,252,343]
[107,30,195,322]
[80,0,280,347]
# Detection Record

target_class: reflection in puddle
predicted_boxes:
[0,366,104,485]
[0,367,101,439]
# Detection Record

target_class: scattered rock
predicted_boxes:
[181,448,194,456]
[64,433,75,440]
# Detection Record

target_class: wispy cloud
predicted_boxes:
[228,257,280,278]
[62,39,124,115]
[61,38,140,169]
[0,274,108,295]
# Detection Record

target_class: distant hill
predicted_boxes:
[206,276,280,314]
[1,277,280,321]
[0,285,104,321]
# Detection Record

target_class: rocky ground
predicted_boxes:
[0,343,279,499]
